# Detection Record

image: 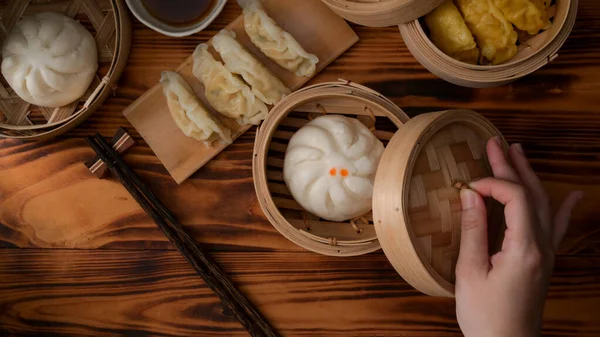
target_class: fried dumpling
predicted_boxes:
[212,29,290,105]
[455,0,518,64]
[425,0,481,64]
[192,44,268,125]
[493,0,551,35]
[160,71,232,145]
[241,0,319,77]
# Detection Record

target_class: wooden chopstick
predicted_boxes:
[85,134,279,337]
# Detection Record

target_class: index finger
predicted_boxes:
[487,137,520,184]
[469,177,537,245]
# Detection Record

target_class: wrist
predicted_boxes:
[464,327,540,337]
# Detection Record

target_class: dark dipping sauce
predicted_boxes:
[142,0,216,27]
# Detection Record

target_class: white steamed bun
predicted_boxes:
[283,115,385,222]
[1,12,98,107]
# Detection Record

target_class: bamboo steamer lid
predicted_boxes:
[253,81,507,297]
[321,0,444,27]
[373,109,506,297]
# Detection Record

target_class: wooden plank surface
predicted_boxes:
[0,249,599,336]
[1,0,600,335]
[123,0,358,184]
[1,137,597,254]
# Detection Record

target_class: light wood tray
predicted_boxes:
[0,0,132,141]
[123,0,358,184]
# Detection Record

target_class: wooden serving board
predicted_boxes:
[123,0,359,184]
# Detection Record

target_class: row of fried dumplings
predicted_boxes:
[160,0,319,146]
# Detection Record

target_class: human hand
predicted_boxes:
[455,137,583,337]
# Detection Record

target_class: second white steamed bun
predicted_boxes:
[1,12,98,107]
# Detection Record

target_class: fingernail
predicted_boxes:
[514,143,524,154]
[460,189,478,210]
[492,136,502,147]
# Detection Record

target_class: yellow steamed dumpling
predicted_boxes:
[493,0,551,35]
[425,0,481,64]
[454,0,519,64]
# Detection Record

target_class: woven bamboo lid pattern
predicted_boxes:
[322,0,444,27]
[373,110,507,297]
[399,0,577,88]
[0,0,132,140]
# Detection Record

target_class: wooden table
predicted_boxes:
[1,2,599,336]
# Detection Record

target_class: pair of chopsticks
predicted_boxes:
[85,134,279,337]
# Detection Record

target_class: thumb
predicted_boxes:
[456,189,490,278]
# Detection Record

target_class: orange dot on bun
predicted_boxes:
[340,169,349,177]
[329,168,337,176]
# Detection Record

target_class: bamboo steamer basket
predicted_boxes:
[321,0,444,27]
[254,81,409,256]
[323,0,577,88]
[0,0,132,141]
[253,81,507,296]
[400,0,578,87]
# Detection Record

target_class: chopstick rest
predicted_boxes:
[85,127,135,178]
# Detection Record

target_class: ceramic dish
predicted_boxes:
[125,0,227,37]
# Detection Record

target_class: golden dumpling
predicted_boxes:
[493,0,551,35]
[425,0,480,64]
[455,0,518,65]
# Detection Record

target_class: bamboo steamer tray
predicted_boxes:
[399,0,578,88]
[321,0,444,27]
[253,80,507,296]
[254,81,409,256]
[0,0,132,141]
[322,0,576,87]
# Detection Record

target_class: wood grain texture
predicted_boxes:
[85,134,278,337]
[1,249,599,337]
[0,0,599,335]
[0,138,292,251]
